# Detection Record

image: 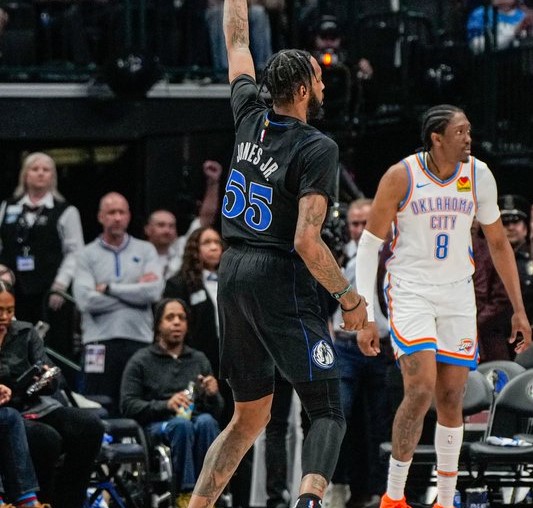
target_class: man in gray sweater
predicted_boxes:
[73,192,164,415]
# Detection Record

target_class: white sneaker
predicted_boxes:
[324,484,349,508]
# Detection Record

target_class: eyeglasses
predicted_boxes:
[350,221,367,227]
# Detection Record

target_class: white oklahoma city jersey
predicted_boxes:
[386,152,500,285]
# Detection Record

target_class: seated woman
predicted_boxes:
[0,281,104,508]
[0,384,49,508]
[120,298,223,507]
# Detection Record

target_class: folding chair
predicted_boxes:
[468,369,533,504]
[85,418,152,508]
[477,360,526,395]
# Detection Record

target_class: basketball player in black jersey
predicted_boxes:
[188,1,368,508]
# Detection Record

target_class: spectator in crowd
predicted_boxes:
[121,297,223,508]
[144,160,223,280]
[0,384,50,508]
[0,152,84,326]
[344,199,372,261]
[0,264,15,286]
[0,281,104,508]
[163,227,223,377]
[472,219,514,361]
[144,210,184,281]
[467,0,527,53]
[73,192,163,415]
[205,0,272,78]
[499,194,533,322]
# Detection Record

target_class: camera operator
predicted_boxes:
[0,281,104,508]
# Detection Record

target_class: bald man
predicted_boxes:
[73,192,164,415]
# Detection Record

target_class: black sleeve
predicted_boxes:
[296,135,339,206]
[230,75,266,131]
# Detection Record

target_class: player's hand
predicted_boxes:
[203,160,223,184]
[509,311,532,354]
[339,296,368,332]
[357,322,380,357]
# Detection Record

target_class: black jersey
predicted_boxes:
[221,75,339,252]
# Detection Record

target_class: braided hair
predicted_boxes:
[259,49,316,107]
[421,104,464,151]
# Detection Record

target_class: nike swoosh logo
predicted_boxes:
[416,182,431,188]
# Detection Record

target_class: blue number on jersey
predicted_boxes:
[222,168,273,232]
[435,233,449,260]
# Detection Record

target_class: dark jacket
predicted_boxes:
[0,320,60,414]
[120,342,224,426]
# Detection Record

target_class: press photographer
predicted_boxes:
[0,280,104,508]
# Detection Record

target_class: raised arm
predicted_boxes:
[224,0,256,82]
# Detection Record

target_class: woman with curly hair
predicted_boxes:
[163,226,224,377]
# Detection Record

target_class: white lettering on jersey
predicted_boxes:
[236,142,279,180]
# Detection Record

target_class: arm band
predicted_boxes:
[341,297,363,313]
[331,283,352,300]
[354,229,384,322]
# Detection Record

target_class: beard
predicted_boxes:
[307,90,323,120]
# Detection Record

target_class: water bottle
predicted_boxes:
[454,489,462,508]
[176,380,196,420]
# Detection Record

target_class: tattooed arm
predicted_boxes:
[224,0,256,82]
[294,193,367,331]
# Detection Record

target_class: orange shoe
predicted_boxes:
[379,494,411,508]
[433,504,445,508]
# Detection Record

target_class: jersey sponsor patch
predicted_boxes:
[457,176,471,192]
[311,339,336,369]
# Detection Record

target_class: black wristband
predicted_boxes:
[341,296,363,313]
[104,284,111,295]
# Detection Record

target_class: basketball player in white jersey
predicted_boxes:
[355,104,531,508]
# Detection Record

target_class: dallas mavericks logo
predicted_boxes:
[311,340,335,369]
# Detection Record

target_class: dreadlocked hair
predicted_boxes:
[258,49,316,106]
[421,104,464,151]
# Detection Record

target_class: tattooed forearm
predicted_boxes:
[295,196,352,295]
[224,0,249,48]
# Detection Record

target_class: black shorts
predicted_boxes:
[218,244,339,394]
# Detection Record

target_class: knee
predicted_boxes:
[403,383,435,412]
[232,404,271,438]
[166,416,194,439]
[436,385,467,415]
